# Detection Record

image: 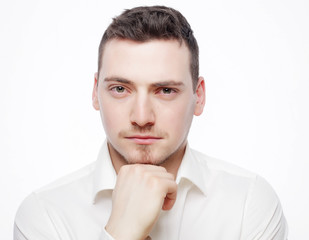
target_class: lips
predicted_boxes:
[125,135,162,145]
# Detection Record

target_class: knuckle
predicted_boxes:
[167,173,175,179]
[158,166,167,172]
[133,164,144,175]
[119,165,129,175]
[149,176,161,189]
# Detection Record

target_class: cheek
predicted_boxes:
[99,98,125,135]
[158,98,195,135]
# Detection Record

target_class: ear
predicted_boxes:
[194,76,206,116]
[92,72,100,111]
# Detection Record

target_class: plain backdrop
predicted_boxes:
[1,0,308,239]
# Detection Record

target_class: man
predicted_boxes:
[14,6,288,240]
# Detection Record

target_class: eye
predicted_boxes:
[108,85,130,98]
[114,86,125,93]
[110,85,127,93]
[161,88,173,94]
[158,87,178,95]
[155,87,178,99]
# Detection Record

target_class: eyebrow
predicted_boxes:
[104,77,185,87]
[152,81,184,87]
[104,77,132,84]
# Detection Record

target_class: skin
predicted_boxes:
[92,39,205,240]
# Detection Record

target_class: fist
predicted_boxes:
[105,164,177,240]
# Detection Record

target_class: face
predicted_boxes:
[93,39,205,171]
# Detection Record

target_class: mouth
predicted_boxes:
[125,135,162,145]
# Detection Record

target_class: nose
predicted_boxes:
[130,93,155,128]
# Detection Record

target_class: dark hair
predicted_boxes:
[98,6,199,90]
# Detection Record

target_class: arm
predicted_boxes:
[14,223,28,240]
[105,164,177,240]
[14,193,60,240]
[240,176,288,240]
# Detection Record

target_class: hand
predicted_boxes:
[105,164,177,240]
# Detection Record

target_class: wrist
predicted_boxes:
[105,222,145,240]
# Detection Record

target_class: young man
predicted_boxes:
[14,6,288,240]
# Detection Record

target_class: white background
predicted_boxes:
[1,0,308,239]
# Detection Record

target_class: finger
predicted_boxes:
[120,164,167,176]
[162,181,177,211]
[133,164,167,173]
[145,171,175,180]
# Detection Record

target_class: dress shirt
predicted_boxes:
[14,141,288,239]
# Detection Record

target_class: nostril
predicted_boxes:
[130,111,155,128]
[131,121,154,131]
[130,95,155,127]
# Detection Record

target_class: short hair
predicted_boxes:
[97,6,199,90]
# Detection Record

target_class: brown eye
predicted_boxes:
[162,88,172,94]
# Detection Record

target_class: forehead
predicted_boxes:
[99,39,192,85]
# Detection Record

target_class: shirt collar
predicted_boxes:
[92,141,208,203]
[92,140,117,203]
[176,144,208,196]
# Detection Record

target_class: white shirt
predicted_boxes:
[14,142,288,239]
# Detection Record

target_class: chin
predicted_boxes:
[126,154,165,166]
[124,148,168,166]
[128,159,166,166]
[108,140,181,167]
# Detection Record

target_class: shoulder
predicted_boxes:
[14,163,96,238]
[191,148,282,205]
[34,162,96,194]
[14,192,59,239]
[190,148,259,193]
[18,161,96,207]
[190,149,288,239]
[191,149,257,179]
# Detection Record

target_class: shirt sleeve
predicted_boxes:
[240,176,288,240]
[14,193,60,240]
[99,228,115,240]
[14,223,28,240]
